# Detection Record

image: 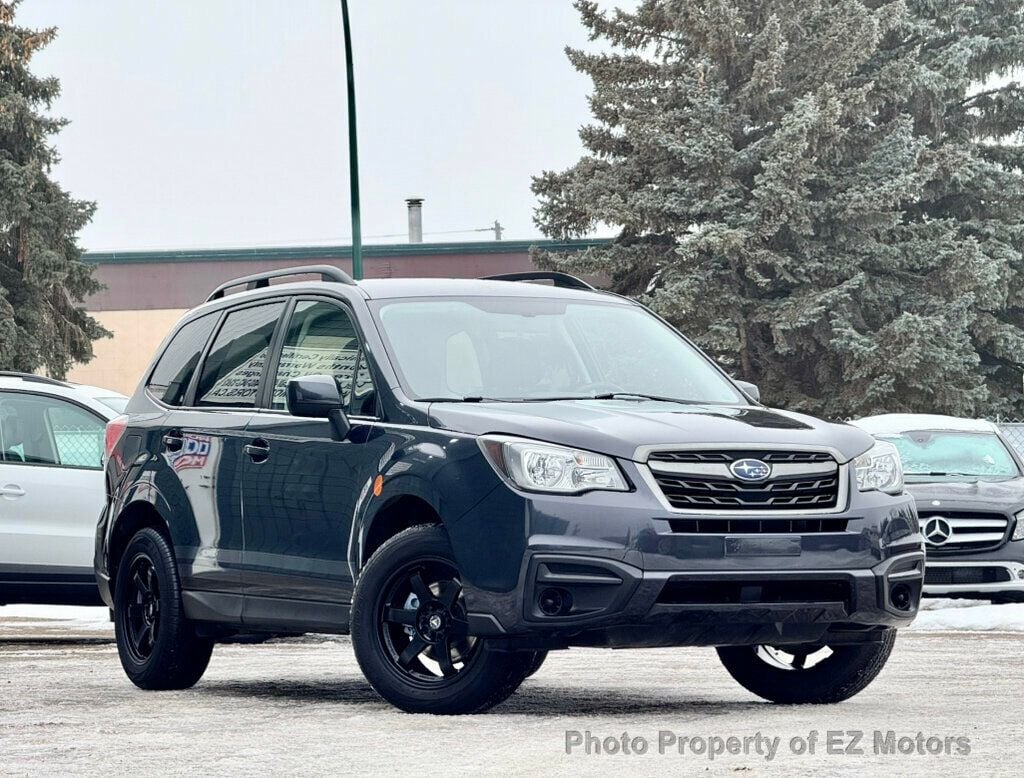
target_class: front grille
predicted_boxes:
[921,511,1010,553]
[924,566,1012,586]
[657,579,851,608]
[647,450,840,512]
[667,517,847,534]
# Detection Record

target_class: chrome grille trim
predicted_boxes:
[648,460,839,478]
[922,512,1011,552]
[636,444,850,517]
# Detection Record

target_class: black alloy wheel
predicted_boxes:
[351,524,536,714]
[121,553,162,663]
[113,528,213,690]
[378,559,479,683]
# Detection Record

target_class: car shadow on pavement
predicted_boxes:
[199,678,761,717]
[496,684,762,717]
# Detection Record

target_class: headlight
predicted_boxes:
[479,436,628,494]
[1013,510,1024,541]
[853,440,904,495]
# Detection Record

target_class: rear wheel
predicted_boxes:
[716,629,896,704]
[113,528,213,690]
[351,525,534,714]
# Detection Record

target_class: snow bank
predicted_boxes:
[909,599,1024,632]
[0,604,111,634]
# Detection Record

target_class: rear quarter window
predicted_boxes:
[147,313,219,405]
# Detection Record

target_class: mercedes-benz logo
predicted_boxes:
[923,516,954,546]
[730,458,772,482]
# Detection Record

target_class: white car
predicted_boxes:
[0,372,126,605]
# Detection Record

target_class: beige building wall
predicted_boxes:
[67,309,188,396]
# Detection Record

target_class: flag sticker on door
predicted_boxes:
[170,434,213,472]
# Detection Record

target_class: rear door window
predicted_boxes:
[147,313,219,405]
[0,392,105,469]
[195,302,285,408]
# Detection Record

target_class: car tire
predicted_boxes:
[990,594,1024,604]
[524,650,548,678]
[113,528,214,690]
[716,628,896,704]
[350,524,534,714]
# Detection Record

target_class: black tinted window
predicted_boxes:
[272,301,356,409]
[195,302,284,407]
[147,314,218,405]
[271,301,375,414]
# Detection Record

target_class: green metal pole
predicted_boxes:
[341,0,363,280]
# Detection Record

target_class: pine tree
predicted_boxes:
[534,0,1024,418]
[0,0,106,379]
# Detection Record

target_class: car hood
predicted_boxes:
[905,478,1024,512]
[428,400,874,462]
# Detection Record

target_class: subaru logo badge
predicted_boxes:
[730,458,771,482]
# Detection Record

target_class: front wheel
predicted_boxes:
[113,528,214,690]
[524,650,548,678]
[716,629,896,704]
[351,525,534,714]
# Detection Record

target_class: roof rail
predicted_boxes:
[0,371,70,387]
[480,271,595,291]
[206,264,356,302]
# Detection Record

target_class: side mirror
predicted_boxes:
[286,375,350,439]
[735,380,761,403]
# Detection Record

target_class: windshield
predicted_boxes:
[878,431,1020,480]
[372,296,746,404]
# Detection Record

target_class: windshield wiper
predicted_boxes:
[907,471,988,480]
[422,393,706,405]
[419,396,507,403]
[590,392,702,405]
[515,393,703,405]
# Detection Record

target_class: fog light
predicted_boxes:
[890,583,913,612]
[538,587,573,617]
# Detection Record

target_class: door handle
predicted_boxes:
[0,484,26,499]
[244,439,271,464]
[162,431,184,452]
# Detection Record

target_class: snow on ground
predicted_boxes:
[0,605,111,639]
[2,598,1024,640]
[910,598,1024,632]
[3,631,1022,775]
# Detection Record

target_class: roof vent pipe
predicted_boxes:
[406,198,423,243]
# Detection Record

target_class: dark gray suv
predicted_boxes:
[98,266,924,714]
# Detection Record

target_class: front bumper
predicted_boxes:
[453,462,924,649]
[466,550,923,650]
[924,560,1024,599]
[922,534,1024,599]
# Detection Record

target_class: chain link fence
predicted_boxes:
[994,422,1024,459]
[51,427,104,469]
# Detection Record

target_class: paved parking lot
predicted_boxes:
[1,629,1021,776]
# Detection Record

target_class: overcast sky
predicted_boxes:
[20,1,624,251]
